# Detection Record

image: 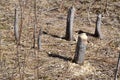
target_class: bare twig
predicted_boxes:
[73,33,88,65]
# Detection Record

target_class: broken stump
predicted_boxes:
[73,33,88,65]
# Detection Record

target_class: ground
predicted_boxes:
[0,0,120,80]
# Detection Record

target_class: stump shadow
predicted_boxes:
[47,53,72,61]
[76,30,95,37]
[43,31,64,39]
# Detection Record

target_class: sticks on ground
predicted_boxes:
[65,6,75,41]
[73,33,88,65]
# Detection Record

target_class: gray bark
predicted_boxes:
[73,33,87,65]
[14,7,19,42]
[94,14,103,39]
[65,6,75,41]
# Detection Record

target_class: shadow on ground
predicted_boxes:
[76,30,95,37]
[47,53,72,61]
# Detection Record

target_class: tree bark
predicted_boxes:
[94,14,103,39]
[65,6,75,41]
[14,7,19,43]
[73,33,88,65]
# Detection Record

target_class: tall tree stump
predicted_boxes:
[94,14,103,39]
[65,6,75,41]
[14,7,19,43]
[73,33,88,65]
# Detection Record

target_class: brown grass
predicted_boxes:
[0,0,120,80]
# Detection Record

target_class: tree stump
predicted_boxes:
[73,33,88,65]
[94,14,103,39]
[14,7,19,42]
[65,6,75,41]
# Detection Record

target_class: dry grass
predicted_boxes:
[0,0,120,80]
